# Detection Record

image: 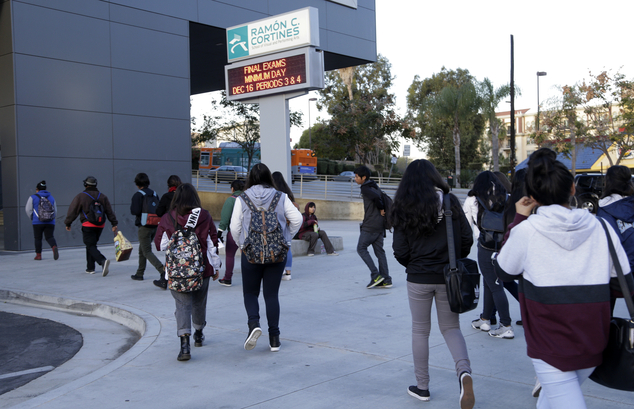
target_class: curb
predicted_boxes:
[0,289,161,409]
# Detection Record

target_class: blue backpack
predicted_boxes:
[240,191,288,264]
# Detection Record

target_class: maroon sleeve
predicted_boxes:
[501,213,529,248]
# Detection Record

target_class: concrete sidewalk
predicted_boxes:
[1,220,632,409]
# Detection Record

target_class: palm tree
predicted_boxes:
[434,81,480,187]
[479,78,511,171]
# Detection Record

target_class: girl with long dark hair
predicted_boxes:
[230,164,302,352]
[391,159,475,407]
[154,183,221,361]
[272,171,300,280]
[495,148,631,408]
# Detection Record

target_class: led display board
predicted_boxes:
[225,47,324,101]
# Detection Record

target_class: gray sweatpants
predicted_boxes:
[407,281,471,390]
[170,277,210,337]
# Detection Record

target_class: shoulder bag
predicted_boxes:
[590,218,634,391]
[443,193,480,314]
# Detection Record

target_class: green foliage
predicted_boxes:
[195,91,303,170]
[479,78,512,171]
[318,55,413,165]
[406,67,485,179]
[297,122,351,160]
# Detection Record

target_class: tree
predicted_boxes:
[535,70,634,172]
[295,122,352,160]
[479,78,511,171]
[318,54,413,164]
[407,67,483,187]
[196,91,303,170]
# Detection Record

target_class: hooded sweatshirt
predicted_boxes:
[297,202,318,240]
[25,190,58,225]
[229,184,302,247]
[597,195,634,271]
[495,205,631,371]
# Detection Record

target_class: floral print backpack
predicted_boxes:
[166,208,205,292]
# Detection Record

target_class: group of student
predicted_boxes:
[26,150,634,408]
[392,148,633,409]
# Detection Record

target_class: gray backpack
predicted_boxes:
[240,191,288,264]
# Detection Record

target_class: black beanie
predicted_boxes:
[36,181,46,190]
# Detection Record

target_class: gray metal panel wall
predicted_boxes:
[0,0,376,251]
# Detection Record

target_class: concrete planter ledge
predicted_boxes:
[291,236,344,256]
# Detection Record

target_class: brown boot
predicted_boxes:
[34,253,42,260]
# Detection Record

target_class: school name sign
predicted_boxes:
[226,7,319,63]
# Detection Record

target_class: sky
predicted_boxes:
[191,0,634,159]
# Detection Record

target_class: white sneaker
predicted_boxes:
[532,378,542,397]
[471,317,491,332]
[489,325,514,339]
[282,273,291,281]
[327,252,339,256]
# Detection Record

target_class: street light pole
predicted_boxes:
[308,97,317,150]
[536,71,547,132]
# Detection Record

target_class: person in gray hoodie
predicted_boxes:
[494,148,632,409]
[230,164,302,352]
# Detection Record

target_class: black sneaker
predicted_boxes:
[244,323,262,350]
[153,278,167,289]
[101,259,110,277]
[131,274,144,281]
[407,385,430,401]
[218,279,232,287]
[269,335,280,352]
[376,280,393,288]
[366,275,385,288]
[459,372,475,409]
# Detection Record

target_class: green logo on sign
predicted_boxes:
[228,26,249,60]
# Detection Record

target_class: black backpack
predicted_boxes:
[34,194,55,222]
[139,189,160,226]
[82,192,106,226]
[373,187,394,231]
[476,197,505,250]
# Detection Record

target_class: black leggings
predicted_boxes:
[241,253,285,336]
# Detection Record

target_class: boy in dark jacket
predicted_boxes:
[296,202,338,256]
[130,173,166,287]
[355,166,391,288]
[25,180,59,260]
[65,176,118,277]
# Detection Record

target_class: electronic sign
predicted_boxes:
[225,47,324,101]
[227,54,306,98]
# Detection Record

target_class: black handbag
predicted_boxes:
[589,218,634,391]
[443,193,480,314]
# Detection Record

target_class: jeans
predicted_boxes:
[531,358,595,409]
[488,280,519,321]
[136,226,164,278]
[285,249,292,271]
[82,226,106,271]
[223,232,239,280]
[33,224,56,253]
[170,277,210,337]
[241,253,285,336]
[478,245,511,327]
[357,230,390,280]
[302,230,335,254]
[408,282,471,390]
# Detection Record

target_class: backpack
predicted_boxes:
[166,208,205,292]
[82,192,106,226]
[139,189,160,226]
[240,191,288,264]
[34,194,55,222]
[373,187,394,231]
[476,197,505,250]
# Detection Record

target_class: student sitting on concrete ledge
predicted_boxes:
[296,202,338,257]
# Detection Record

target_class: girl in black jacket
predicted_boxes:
[391,159,475,408]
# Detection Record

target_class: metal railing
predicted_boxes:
[192,171,401,201]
